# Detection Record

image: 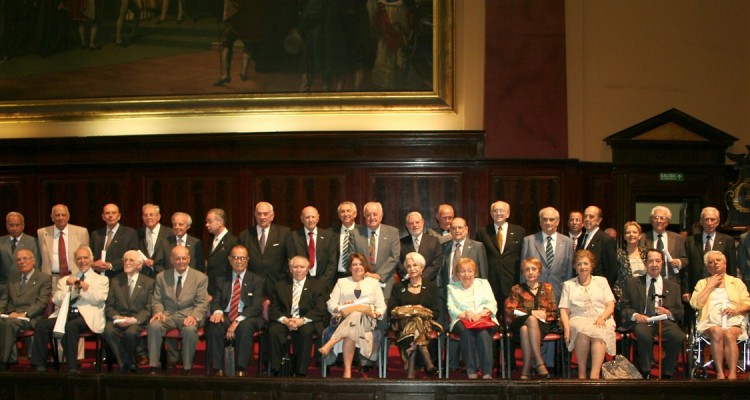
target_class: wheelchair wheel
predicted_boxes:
[692,365,707,379]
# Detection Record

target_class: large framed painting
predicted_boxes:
[0,0,455,122]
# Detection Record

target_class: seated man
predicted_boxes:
[620,249,684,379]
[147,245,209,375]
[0,249,52,371]
[268,256,327,377]
[102,250,155,373]
[31,246,109,372]
[207,244,265,377]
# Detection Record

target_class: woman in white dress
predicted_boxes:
[560,249,616,379]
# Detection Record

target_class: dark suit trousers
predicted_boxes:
[632,320,683,376]
[0,318,30,362]
[207,314,264,371]
[32,314,90,371]
[102,321,144,369]
[451,323,498,376]
[267,320,315,376]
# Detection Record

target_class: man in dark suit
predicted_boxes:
[138,204,174,279]
[352,201,401,302]
[581,205,618,288]
[333,201,358,282]
[0,249,52,371]
[638,205,688,292]
[206,244,265,377]
[239,202,292,296]
[102,250,155,373]
[147,245,209,375]
[567,211,584,251]
[159,212,205,271]
[399,211,442,283]
[475,200,525,307]
[91,203,139,279]
[426,204,455,245]
[267,255,327,376]
[620,249,684,379]
[288,206,337,292]
[685,207,737,300]
[0,212,40,300]
[205,208,239,297]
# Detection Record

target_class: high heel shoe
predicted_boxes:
[535,363,550,379]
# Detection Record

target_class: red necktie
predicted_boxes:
[228,275,241,322]
[59,232,70,277]
[308,232,316,275]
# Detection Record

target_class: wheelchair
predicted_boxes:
[686,312,750,379]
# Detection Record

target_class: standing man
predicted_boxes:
[638,206,687,290]
[440,217,488,288]
[620,249,684,379]
[333,201,358,282]
[288,206,337,292]
[267,256,327,377]
[37,204,89,287]
[427,204,455,245]
[238,202,292,296]
[0,212,40,300]
[521,207,574,302]
[476,200,525,307]
[205,208,239,297]
[138,204,174,279]
[161,212,205,270]
[206,244,265,377]
[352,201,401,301]
[90,203,139,279]
[31,246,109,372]
[102,250,155,373]
[581,205,618,288]
[147,245,209,375]
[567,211,584,251]
[685,207,736,300]
[399,211,443,283]
[0,249,52,371]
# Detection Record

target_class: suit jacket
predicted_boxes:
[0,270,52,328]
[206,231,239,296]
[210,270,265,322]
[239,224,292,295]
[439,238,488,290]
[288,228,337,291]
[583,229,619,288]
[37,224,89,277]
[332,224,355,275]
[137,224,174,277]
[399,233,443,283]
[268,277,327,335]
[426,227,453,245]
[0,233,40,284]
[160,235,205,271]
[352,224,401,300]
[152,267,209,323]
[50,270,109,333]
[639,230,688,290]
[520,232,574,302]
[90,225,139,278]
[387,278,441,321]
[105,273,155,325]
[620,275,684,330]
[739,230,750,289]
[475,223,525,299]
[686,231,737,294]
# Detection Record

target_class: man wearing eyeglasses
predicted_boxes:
[638,206,687,289]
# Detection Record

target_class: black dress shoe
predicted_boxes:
[182,369,192,376]
[213,77,231,86]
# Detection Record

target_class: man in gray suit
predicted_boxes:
[0,249,52,371]
[102,250,155,373]
[147,245,209,375]
[138,204,174,278]
[352,201,400,301]
[0,212,40,300]
[440,217,488,289]
[521,207,574,302]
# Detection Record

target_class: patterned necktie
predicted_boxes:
[546,236,554,267]
[497,227,504,254]
[413,236,420,252]
[572,235,578,251]
[259,228,267,254]
[178,237,185,247]
[369,231,376,264]
[341,229,351,270]
[308,232,316,274]
[646,278,656,316]
[58,232,69,277]
[704,235,712,253]
[104,230,114,251]
[20,274,27,288]
[453,242,462,270]
[175,275,182,300]
[228,275,241,321]
[291,282,302,318]
[11,237,17,253]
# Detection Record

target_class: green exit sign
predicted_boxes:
[659,172,684,182]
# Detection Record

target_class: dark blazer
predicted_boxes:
[238,224,292,296]
[160,234,205,271]
[387,279,441,321]
[137,224,174,277]
[268,277,327,335]
[639,230,688,279]
[439,238,488,290]
[91,225,139,278]
[685,231,737,294]
[0,270,52,328]
[476,223,525,300]
[399,234,443,283]
[210,270,265,322]
[206,231,239,296]
[620,275,684,330]
[0,233,40,285]
[105,273,155,325]
[583,229,618,288]
[288,228,338,292]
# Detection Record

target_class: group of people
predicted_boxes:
[0,200,748,380]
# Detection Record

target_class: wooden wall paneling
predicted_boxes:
[39,176,127,232]
[0,178,26,235]
[487,173,562,234]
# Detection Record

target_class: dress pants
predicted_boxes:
[451,323,497,376]
[633,320,683,376]
[32,313,90,371]
[102,321,145,369]
[267,321,315,376]
[0,318,30,363]
[147,315,201,370]
[207,314,264,371]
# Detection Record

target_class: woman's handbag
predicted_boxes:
[460,315,497,330]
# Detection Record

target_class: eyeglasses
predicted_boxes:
[15,256,33,262]
[229,256,248,261]
[652,216,668,221]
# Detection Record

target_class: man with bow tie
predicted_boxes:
[267,256,327,376]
